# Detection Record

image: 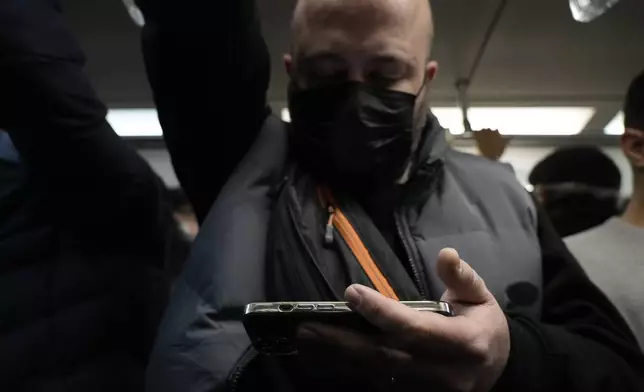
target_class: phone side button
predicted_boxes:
[295,304,315,311]
[316,304,336,311]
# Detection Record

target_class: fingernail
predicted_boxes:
[454,260,464,275]
[345,285,363,308]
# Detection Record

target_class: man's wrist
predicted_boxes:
[490,316,543,392]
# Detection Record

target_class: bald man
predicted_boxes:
[139,0,644,391]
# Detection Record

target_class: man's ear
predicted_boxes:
[425,61,439,83]
[621,128,644,168]
[284,54,294,79]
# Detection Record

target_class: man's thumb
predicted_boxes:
[436,248,491,304]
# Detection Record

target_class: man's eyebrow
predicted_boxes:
[369,53,414,68]
[297,51,346,68]
[368,54,415,76]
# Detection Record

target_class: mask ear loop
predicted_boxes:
[403,74,431,183]
[411,73,429,127]
[416,74,429,97]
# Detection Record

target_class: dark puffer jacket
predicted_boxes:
[0,1,183,390]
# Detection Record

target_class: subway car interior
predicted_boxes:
[2,0,644,390]
[71,0,644,195]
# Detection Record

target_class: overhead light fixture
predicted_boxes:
[604,112,624,135]
[278,106,596,136]
[430,108,468,135]
[436,107,596,136]
[107,109,162,137]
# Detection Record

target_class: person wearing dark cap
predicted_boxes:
[529,146,621,237]
[566,70,644,351]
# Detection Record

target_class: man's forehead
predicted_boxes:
[292,0,432,48]
[294,0,414,25]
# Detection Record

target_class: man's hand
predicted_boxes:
[298,248,510,392]
[474,129,510,161]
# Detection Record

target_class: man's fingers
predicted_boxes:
[345,284,422,333]
[298,323,412,372]
[436,248,492,305]
[300,325,477,392]
[345,284,456,345]
[297,325,392,387]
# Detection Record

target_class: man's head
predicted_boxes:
[288,0,436,86]
[622,70,644,184]
[285,0,438,191]
[286,0,437,125]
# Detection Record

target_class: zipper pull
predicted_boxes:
[325,206,335,245]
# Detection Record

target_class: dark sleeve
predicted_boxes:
[495,199,644,391]
[0,0,171,265]
[136,0,271,222]
[145,117,288,392]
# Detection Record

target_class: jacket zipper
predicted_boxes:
[321,188,399,300]
[325,205,335,246]
[228,346,258,392]
[394,212,427,298]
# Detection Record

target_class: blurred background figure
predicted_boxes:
[0,129,19,163]
[566,70,644,351]
[168,189,199,242]
[163,188,198,278]
[529,146,621,237]
[0,1,191,389]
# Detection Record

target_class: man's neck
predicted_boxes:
[622,184,644,228]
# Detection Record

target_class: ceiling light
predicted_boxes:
[107,109,162,137]
[604,112,624,135]
[280,106,595,136]
[430,108,467,135]
[433,107,596,136]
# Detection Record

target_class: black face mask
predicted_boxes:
[288,81,422,192]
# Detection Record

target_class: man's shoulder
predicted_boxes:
[444,149,528,201]
[445,149,517,180]
[441,149,537,229]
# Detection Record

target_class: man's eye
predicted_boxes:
[307,71,348,85]
[368,73,398,86]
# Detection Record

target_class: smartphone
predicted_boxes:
[243,301,454,355]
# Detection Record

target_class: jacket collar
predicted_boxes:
[354,113,448,214]
[413,112,449,171]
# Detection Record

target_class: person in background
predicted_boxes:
[140,0,644,391]
[529,146,622,237]
[0,1,188,390]
[163,189,198,278]
[168,189,199,241]
[566,70,644,351]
